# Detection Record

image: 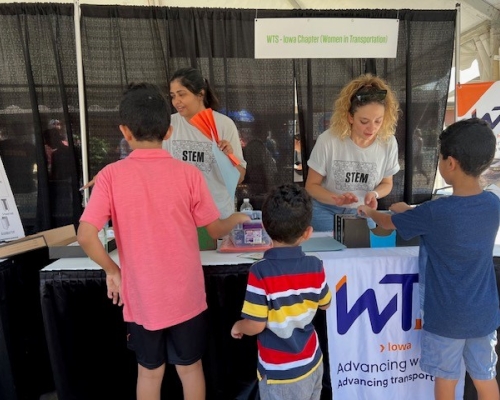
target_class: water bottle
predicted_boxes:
[240,198,253,212]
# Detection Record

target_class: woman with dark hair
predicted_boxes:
[164,67,246,218]
[305,74,401,232]
[82,70,246,220]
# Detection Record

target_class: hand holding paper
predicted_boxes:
[190,108,240,166]
[190,108,240,197]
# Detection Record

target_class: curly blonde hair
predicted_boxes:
[330,74,400,141]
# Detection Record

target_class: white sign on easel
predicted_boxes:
[0,156,25,242]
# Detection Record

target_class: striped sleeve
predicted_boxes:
[318,264,332,307]
[241,262,269,321]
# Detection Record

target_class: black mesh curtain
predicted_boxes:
[0,3,82,235]
[0,5,457,236]
[294,9,456,207]
[80,6,296,210]
[79,6,170,180]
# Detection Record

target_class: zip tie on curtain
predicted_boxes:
[255,8,258,20]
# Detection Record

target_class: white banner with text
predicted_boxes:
[255,18,399,59]
[0,157,25,243]
[323,250,463,400]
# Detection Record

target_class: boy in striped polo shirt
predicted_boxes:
[231,183,332,400]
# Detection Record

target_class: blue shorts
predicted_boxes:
[420,329,498,380]
[259,361,323,400]
[126,310,208,369]
[311,199,356,232]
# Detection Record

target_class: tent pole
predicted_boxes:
[74,0,89,205]
[454,3,461,122]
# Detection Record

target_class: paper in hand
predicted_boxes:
[212,141,240,198]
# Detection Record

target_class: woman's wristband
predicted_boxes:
[371,190,380,199]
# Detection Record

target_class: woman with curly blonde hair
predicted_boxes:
[305,74,401,232]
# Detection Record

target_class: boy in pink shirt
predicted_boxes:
[77,82,249,400]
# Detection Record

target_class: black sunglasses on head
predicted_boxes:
[351,88,387,103]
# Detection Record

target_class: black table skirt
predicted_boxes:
[2,253,496,400]
[39,265,332,400]
[0,248,54,400]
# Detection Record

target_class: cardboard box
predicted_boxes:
[45,225,87,259]
[334,214,419,248]
[0,225,116,260]
[44,225,116,259]
[0,234,47,259]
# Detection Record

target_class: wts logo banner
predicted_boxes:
[323,249,464,400]
[457,82,500,175]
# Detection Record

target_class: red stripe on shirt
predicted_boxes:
[260,272,325,293]
[258,332,317,364]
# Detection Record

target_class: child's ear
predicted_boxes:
[119,125,133,141]
[163,125,173,140]
[448,156,459,171]
[301,226,313,242]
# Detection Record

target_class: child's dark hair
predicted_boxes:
[439,118,496,177]
[262,184,312,244]
[119,82,171,142]
[169,67,219,110]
